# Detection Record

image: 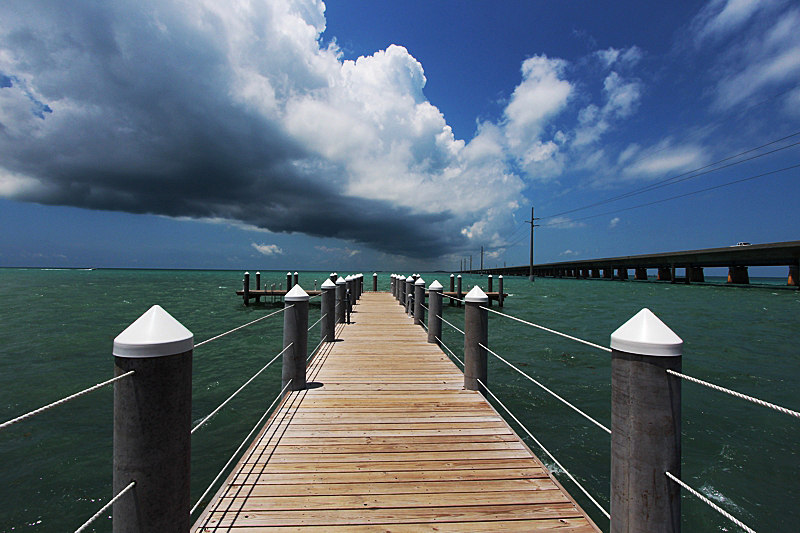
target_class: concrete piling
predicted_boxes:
[414,277,425,326]
[456,275,463,307]
[112,305,193,533]
[610,308,682,533]
[373,273,378,292]
[398,275,406,306]
[294,271,299,287]
[427,280,443,344]
[335,276,346,324]
[286,272,292,291]
[255,272,261,303]
[321,279,336,343]
[449,274,455,307]
[282,285,309,392]
[463,286,488,393]
[487,275,493,307]
[243,272,250,306]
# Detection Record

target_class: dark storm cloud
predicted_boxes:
[0,0,470,258]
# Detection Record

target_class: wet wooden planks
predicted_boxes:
[192,292,599,532]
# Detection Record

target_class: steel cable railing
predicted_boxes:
[667,369,800,419]
[436,336,463,366]
[308,313,327,332]
[195,306,290,348]
[191,343,292,434]
[479,305,610,353]
[307,335,327,363]
[479,343,610,435]
[190,381,291,515]
[438,314,464,335]
[0,371,135,430]
[74,480,136,533]
[478,378,610,520]
[665,472,756,533]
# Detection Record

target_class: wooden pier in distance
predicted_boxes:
[193,292,598,532]
[236,289,507,305]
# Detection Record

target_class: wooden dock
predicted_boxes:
[193,292,599,532]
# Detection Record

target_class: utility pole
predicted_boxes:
[469,255,472,272]
[480,246,484,273]
[527,207,540,282]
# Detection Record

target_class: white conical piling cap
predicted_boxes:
[457,274,462,278]
[245,271,249,275]
[336,276,346,285]
[285,284,309,302]
[499,275,503,279]
[611,308,682,357]
[373,272,377,276]
[321,278,336,289]
[398,275,406,281]
[406,275,414,282]
[429,280,443,291]
[415,277,426,286]
[287,272,291,276]
[294,271,298,275]
[450,274,454,277]
[465,285,489,303]
[113,305,193,358]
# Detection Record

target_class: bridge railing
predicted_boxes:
[396,273,797,533]
[0,273,364,532]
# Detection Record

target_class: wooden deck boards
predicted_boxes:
[192,292,599,532]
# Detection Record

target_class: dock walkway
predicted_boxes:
[193,292,598,532]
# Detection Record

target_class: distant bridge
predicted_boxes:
[473,240,800,286]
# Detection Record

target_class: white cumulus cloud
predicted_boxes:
[252,243,283,256]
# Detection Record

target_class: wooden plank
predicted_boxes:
[192,292,599,533]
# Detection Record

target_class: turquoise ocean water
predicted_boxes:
[0,268,797,532]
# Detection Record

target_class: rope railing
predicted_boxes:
[74,480,135,533]
[438,314,465,335]
[191,381,291,515]
[665,472,756,533]
[436,336,463,366]
[308,313,327,332]
[479,343,611,435]
[480,305,611,353]
[0,371,135,430]
[191,343,292,434]
[195,306,291,348]
[667,369,800,419]
[478,378,611,520]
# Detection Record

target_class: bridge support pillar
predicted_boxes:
[658,268,671,281]
[464,286,488,394]
[789,265,799,287]
[634,268,647,280]
[604,269,612,279]
[591,269,600,278]
[617,268,628,280]
[611,309,682,533]
[689,266,705,282]
[671,263,676,284]
[728,266,750,284]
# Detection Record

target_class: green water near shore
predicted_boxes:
[0,268,797,532]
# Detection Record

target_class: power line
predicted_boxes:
[539,163,800,226]
[543,132,800,221]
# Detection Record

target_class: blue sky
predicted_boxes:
[1,0,798,271]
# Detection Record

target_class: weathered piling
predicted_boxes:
[282,285,309,392]
[449,274,455,307]
[463,286,488,393]
[456,274,463,307]
[243,272,250,306]
[255,272,261,303]
[286,272,292,290]
[293,271,299,287]
[427,280,443,344]
[414,277,425,325]
[112,305,193,533]
[610,308,682,533]
[498,275,504,307]
[391,274,396,297]
[373,272,378,292]
[321,278,336,342]
[487,275,493,307]
[335,276,346,324]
